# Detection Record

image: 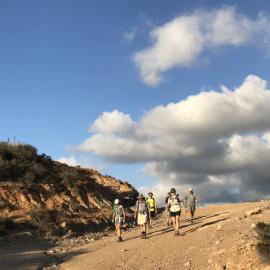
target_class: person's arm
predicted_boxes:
[122,206,126,223]
[195,196,199,208]
[134,202,138,219]
[184,195,188,208]
[112,211,115,223]
[167,200,171,211]
[179,197,185,208]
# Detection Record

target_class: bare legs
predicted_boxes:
[171,215,180,235]
[187,209,195,223]
[149,215,153,228]
[140,223,147,238]
[115,223,122,241]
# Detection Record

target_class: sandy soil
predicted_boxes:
[59,202,270,270]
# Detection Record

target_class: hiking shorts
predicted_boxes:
[114,216,123,225]
[149,210,155,219]
[137,213,148,225]
[170,211,181,217]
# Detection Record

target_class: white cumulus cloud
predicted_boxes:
[77,75,270,203]
[133,6,270,86]
[57,156,80,167]
[57,155,102,171]
[90,110,135,135]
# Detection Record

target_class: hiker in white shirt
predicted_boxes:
[167,188,182,236]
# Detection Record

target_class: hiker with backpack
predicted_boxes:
[184,188,198,224]
[112,199,126,242]
[134,194,150,239]
[167,188,182,236]
[146,192,157,228]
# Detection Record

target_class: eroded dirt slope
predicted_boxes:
[0,166,138,235]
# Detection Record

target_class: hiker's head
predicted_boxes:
[170,188,176,195]
[114,199,120,205]
[148,192,153,197]
[188,188,193,194]
[138,194,145,201]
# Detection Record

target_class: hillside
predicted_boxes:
[0,142,138,236]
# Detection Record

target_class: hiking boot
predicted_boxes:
[117,236,123,242]
[141,231,147,239]
[174,230,179,236]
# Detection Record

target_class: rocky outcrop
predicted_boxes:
[0,163,138,236]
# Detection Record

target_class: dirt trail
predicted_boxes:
[0,237,53,270]
[59,202,270,270]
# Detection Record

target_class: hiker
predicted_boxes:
[146,192,157,228]
[165,192,172,226]
[134,194,150,239]
[112,199,125,242]
[184,188,198,224]
[167,188,182,236]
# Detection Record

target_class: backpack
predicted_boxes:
[113,205,124,217]
[136,200,148,214]
[170,197,180,206]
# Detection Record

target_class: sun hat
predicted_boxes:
[170,188,176,193]
[114,199,120,204]
[188,188,193,192]
[138,194,145,199]
[148,192,153,196]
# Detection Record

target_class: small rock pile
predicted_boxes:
[245,208,262,217]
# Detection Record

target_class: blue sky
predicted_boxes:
[1,0,270,201]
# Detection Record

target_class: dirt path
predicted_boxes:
[0,237,53,270]
[0,202,269,270]
[59,202,270,270]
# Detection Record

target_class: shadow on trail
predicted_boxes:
[0,237,54,270]
[141,211,230,240]
[0,237,89,270]
[181,217,230,236]
[124,211,231,241]
[47,249,89,269]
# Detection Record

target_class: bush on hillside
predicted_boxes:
[0,142,76,186]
